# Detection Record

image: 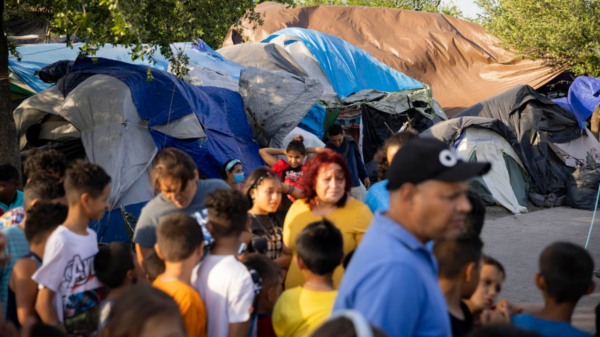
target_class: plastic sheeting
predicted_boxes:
[298,104,326,139]
[239,67,324,148]
[262,28,424,100]
[217,43,307,78]
[225,2,564,116]
[554,128,600,167]
[456,85,580,201]
[553,76,600,129]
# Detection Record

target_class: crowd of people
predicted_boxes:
[0,124,596,337]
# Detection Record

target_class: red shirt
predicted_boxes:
[271,159,305,203]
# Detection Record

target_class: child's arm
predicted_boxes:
[282,184,304,200]
[12,260,39,325]
[135,244,152,272]
[274,244,292,270]
[306,147,326,154]
[228,321,251,337]
[35,287,61,329]
[259,148,285,167]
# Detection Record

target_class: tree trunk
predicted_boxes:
[591,105,600,141]
[0,0,22,181]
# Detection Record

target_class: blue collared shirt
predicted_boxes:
[364,179,390,213]
[333,212,451,337]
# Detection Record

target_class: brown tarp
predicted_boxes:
[223,2,563,116]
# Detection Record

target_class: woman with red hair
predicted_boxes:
[282,150,373,289]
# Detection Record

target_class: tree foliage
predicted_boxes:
[295,0,467,19]
[477,0,600,77]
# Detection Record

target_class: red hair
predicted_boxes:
[301,150,352,208]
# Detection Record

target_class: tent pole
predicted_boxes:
[585,184,600,249]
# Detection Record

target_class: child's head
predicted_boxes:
[468,255,506,311]
[205,189,249,241]
[155,213,204,265]
[244,254,283,313]
[0,164,20,205]
[465,191,486,236]
[286,135,307,168]
[537,242,595,305]
[64,161,111,221]
[143,249,166,283]
[243,168,282,213]
[375,130,419,180]
[151,148,199,209]
[222,159,244,184]
[23,174,66,211]
[310,311,387,337]
[25,202,68,246]
[24,148,67,180]
[95,242,136,290]
[103,285,186,337]
[328,124,345,148]
[296,218,344,277]
[433,233,484,298]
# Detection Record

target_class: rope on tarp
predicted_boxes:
[585,183,600,249]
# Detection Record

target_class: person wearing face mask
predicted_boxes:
[222,159,245,191]
[282,150,373,290]
[133,148,229,269]
[243,168,299,269]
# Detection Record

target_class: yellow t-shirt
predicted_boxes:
[272,287,337,337]
[283,198,373,290]
[153,276,208,337]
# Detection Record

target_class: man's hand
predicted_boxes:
[364,178,371,191]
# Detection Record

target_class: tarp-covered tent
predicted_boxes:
[553,77,600,129]
[423,117,530,213]
[456,85,580,205]
[218,43,308,78]
[14,57,263,243]
[224,2,564,116]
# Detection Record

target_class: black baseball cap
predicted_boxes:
[387,138,491,190]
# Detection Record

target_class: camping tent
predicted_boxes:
[224,2,564,116]
[423,117,530,213]
[14,57,263,243]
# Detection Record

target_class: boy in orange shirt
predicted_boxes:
[153,213,207,337]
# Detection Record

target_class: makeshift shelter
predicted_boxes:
[224,2,563,116]
[553,77,600,129]
[217,43,308,78]
[456,85,580,206]
[14,57,263,243]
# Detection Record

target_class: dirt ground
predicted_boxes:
[481,206,600,333]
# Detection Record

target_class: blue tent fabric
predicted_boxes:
[65,57,263,179]
[553,76,600,129]
[262,28,424,99]
[8,40,245,93]
[298,104,326,139]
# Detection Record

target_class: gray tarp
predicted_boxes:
[239,67,324,148]
[218,43,308,78]
[456,85,579,204]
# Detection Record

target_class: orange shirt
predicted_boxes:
[153,276,207,337]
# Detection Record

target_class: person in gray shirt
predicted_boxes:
[133,148,229,267]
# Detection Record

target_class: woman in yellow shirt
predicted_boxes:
[283,150,373,289]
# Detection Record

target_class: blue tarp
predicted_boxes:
[263,28,425,99]
[8,40,245,93]
[553,76,600,129]
[298,104,326,139]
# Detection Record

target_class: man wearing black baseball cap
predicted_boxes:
[333,138,490,337]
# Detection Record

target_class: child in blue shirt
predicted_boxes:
[512,242,595,337]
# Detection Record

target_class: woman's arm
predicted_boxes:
[259,148,286,167]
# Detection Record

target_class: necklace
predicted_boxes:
[249,213,282,257]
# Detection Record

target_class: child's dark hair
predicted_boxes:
[468,325,541,337]
[64,161,111,200]
[102,285,185,337]
[434,233,484,279]
[539,242,594,303]
[244,253,282,287]
[24,148,67,179]
[374,130,419,180]
[296,218,343,275]
[483,255,506,279]
[206,189,249,239]
[157,213,204,262]
[143,249,166,282]
[0,164,19,182]
[23,174,65,209]
[25,202,68,245]
[328,124,344,137]
[94,242,135,289]
[466,191,486,236]
[310,315,387,337]
[151,148,197,192]
[221,159,242,179]
[242,167,281,205]
[286,135,307,155]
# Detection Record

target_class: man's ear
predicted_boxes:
[587,280,596,295]
[399,183,417,205]
[465,262,477,282]
[534,273,546,291]
[154,243,165,261]
[30,198,41,207]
